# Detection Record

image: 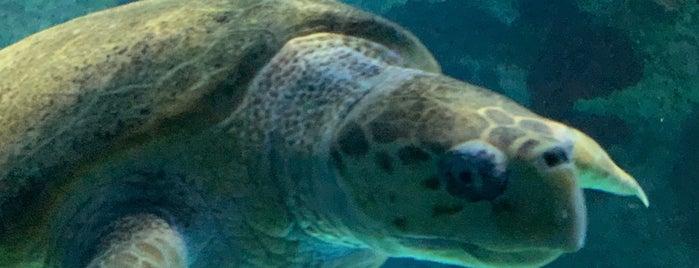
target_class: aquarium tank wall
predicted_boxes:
[1,0,697,267]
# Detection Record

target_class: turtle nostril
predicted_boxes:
[437,141,508,202]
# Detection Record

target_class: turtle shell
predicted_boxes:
[0,0,437,253]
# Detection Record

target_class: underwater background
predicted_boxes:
[1,0,697,267]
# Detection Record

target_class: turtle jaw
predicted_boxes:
[442,163,585,268]
[489,158,588,254]
[384,184,585,268]
[393,237,566,268]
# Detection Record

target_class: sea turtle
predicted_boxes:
[0,0,648,267]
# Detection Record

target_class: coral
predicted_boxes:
[574,71,698,129]
[571,2,699,266]
[574,1,699,133]
[527,22,643,119]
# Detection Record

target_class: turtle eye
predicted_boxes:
[542,146,571,167]
[437,141,508,202]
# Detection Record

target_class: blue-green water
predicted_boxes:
[1,0,697,267]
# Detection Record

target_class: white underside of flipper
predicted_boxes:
[87,214,188,268]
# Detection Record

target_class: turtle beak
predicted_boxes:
[569,128,649,207]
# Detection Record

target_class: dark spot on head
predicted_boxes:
[421,141,449,154]
[397,146,431,165]
[421,176,441,190]
[516,139,540,157]
[488,127,526,148]
[369,122,400,143]
[519,119,552,135]
[330,148,346,175]
[375,151,394,173]
[388,192,397,203]
[369,111,411,143]
[392,217,407,230]
[433,204,465,217]
[337,122,369,157]
[485,109,514,125]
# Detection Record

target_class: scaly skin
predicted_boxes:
[0,0,646,267]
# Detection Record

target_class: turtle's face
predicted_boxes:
[328,75,645,267]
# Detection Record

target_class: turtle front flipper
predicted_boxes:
[86,214,188,268]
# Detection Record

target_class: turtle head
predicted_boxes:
[327,74,648,267]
